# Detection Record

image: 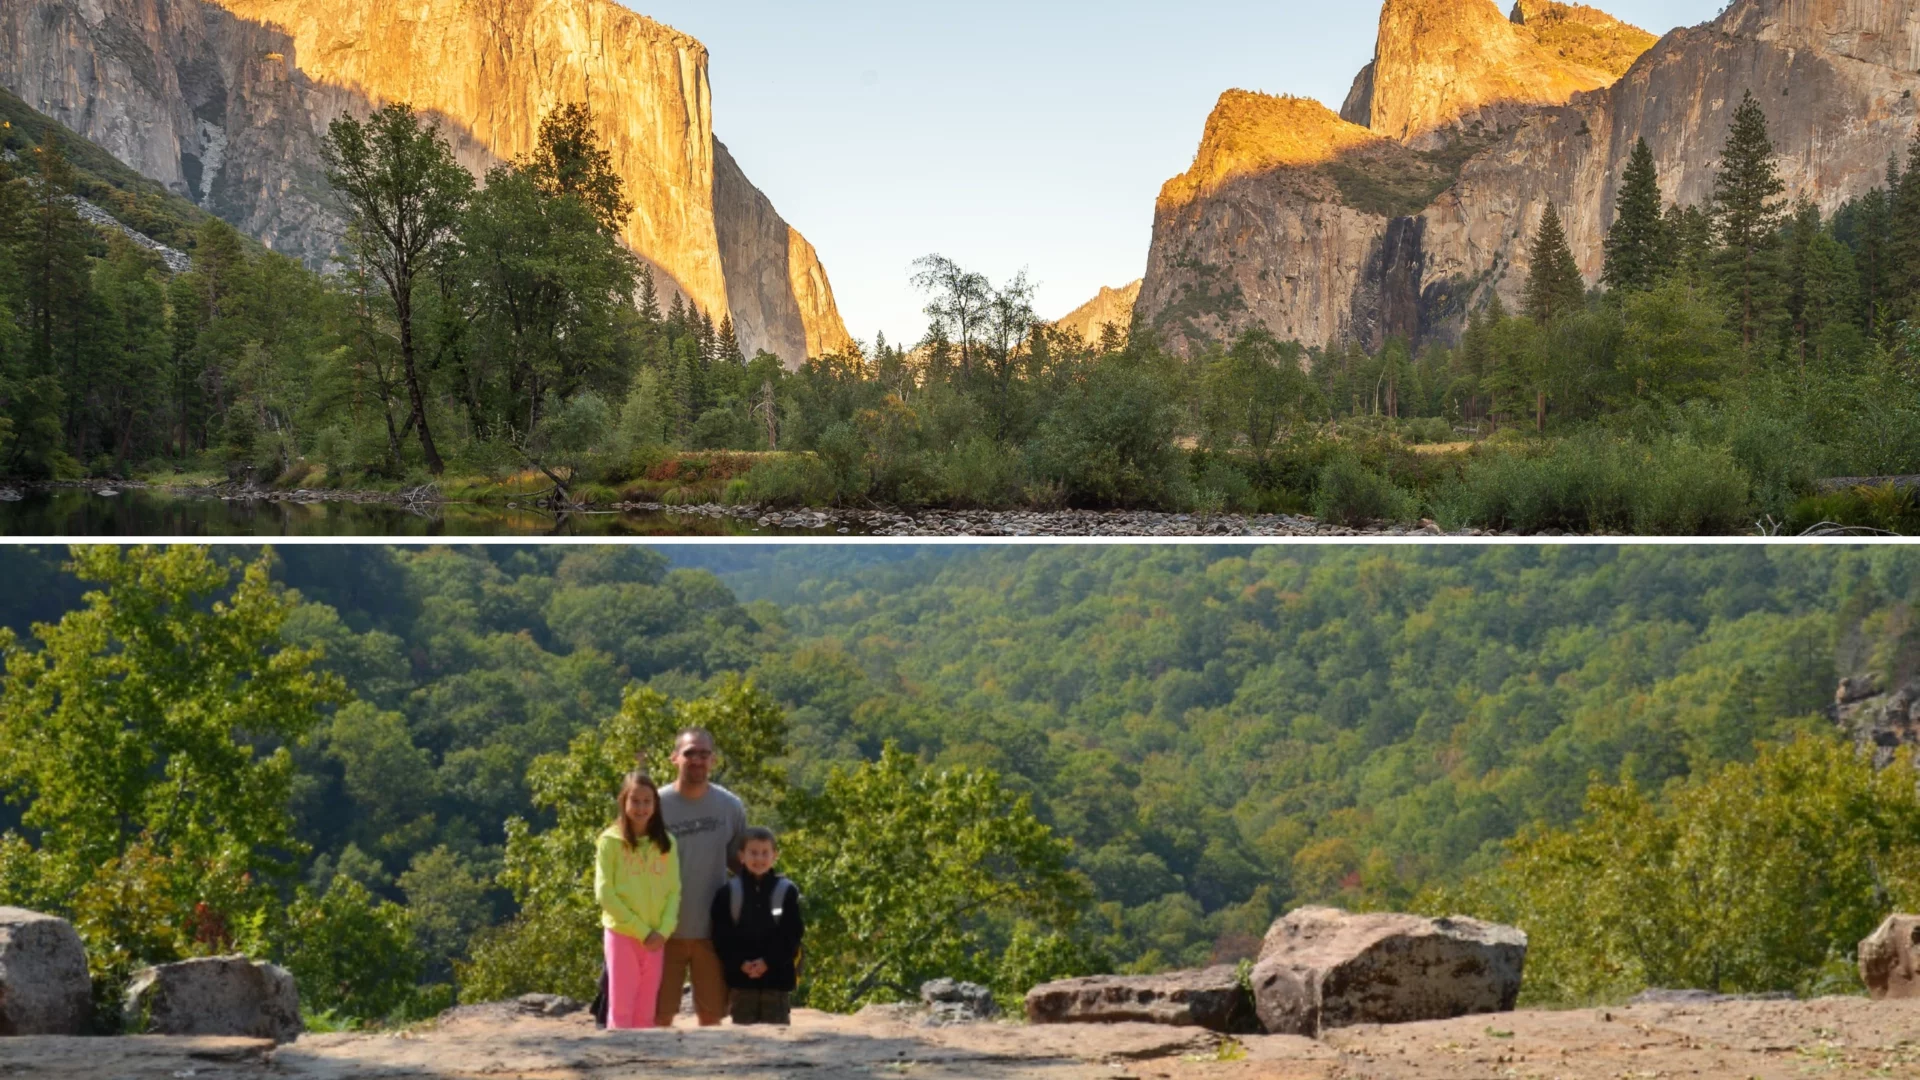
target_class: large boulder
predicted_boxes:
[123,956,302,1043]
[0,907,93,1035]
[1024,966,1256,1033]
[919,978,998,1026]
[1250,906,1526,1037]
[1859,914,1920,1000]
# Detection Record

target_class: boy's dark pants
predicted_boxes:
[730,988,792,1025]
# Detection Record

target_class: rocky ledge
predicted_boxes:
[4,995,1917,1080]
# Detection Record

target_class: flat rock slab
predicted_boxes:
[1251,906,1526,1036]
[1025,965,1257,1033]
[2,999,1919,1079]
[0,907,92,1035]
[125,955,302,1042]
[1860,914,1920,1000]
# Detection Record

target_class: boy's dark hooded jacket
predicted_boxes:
[710,871,805,992]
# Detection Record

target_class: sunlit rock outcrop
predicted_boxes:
[0,0,850,363]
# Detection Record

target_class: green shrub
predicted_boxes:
[1786,485,1920,536]
[1193,454,1257,513]
[1436,435,1750,535]
[277,877,427,1023]
[937,436,1023,508]
[741,454,837,508]
[1311,455,1419,526]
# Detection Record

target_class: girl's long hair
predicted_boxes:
[614,772,673,856]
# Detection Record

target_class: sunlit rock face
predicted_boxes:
[0,0,850,363]
[1364,0,1627,146]
[1052,280,1143,346]
[1139,0,1920,355]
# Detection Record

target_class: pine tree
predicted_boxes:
[636,263,661,323]
[1666,203,1714,281]
[1525,203,1585,325]
[1850,186,1893,336]
[716,314,743,365]
[1889,128,1920,321]
[698,309,716,363]
[1603,138,1667,294]
[1710,91,1788,353]
[1784,198,1858,369]
[666,290,687,330]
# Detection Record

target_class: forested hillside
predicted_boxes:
[2,545,1915,1021]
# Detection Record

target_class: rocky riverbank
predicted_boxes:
[614,502,1485,538]
[7,482,1518,537]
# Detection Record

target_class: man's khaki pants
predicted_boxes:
[653,938,727,1027]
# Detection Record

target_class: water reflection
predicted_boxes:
[0,488,849,538]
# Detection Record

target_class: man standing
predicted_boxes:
[654,727,748,1027]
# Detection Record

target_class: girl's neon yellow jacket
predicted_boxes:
[594,826,681,941]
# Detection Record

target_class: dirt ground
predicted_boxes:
[3,995,1915,1080]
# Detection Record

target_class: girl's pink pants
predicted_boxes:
[604,929,666,1030]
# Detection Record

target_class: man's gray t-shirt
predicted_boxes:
[658,781,747,940]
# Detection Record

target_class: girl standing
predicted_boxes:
[595,772,680,1029]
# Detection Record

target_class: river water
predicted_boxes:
[0,487,852,538]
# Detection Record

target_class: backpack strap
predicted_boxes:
[729,876,797,925]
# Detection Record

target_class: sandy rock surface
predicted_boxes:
[4,996,1918,1080]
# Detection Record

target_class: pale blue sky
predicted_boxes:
[631,1,1729,346]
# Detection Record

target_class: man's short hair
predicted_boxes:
[743,826,778,848]
[674,727,716,750]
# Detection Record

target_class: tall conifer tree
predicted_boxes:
[1525,203,1585,325]
[1603,138,1667,294]
[1710,91,1788,353]
[1889,129,1920,321]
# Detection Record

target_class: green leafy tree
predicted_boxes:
[1603,138,1668,294]
[0,546,346,997]
[1199,329,1310,467]
[1711,91,1789,354]
[278,875,430,1021]
[323,103,475,474]
[782,744,1091,1011]
[1436,736,1920,1004]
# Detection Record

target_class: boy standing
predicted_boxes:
[710,826,805,1025]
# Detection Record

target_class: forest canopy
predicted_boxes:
[1,544,1916,1022]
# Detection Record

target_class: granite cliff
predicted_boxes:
[1052,281,1142,346]
[1141,0,1919,355]
[0,0,851,364]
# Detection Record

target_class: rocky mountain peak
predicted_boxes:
[1051,280,1142,346]
[1509,1,1658,79]
[1161,93,1386,209]
[1357,0,1652,145]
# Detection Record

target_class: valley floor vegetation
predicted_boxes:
[3,94,1920,533]
[1,544,1916,1025]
